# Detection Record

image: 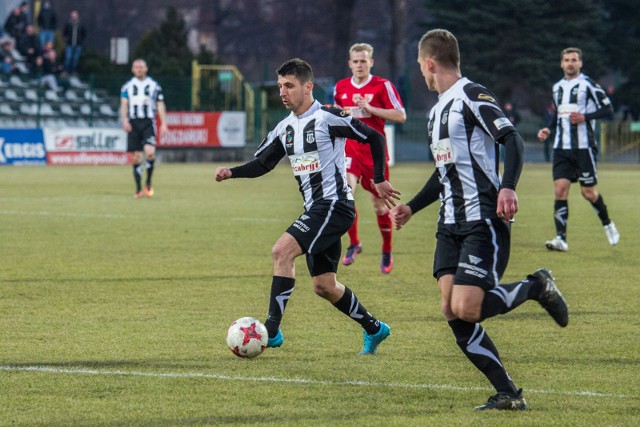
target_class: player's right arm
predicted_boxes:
[120,96,131,133]
[215,132,285,182]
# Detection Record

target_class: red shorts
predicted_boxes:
[345,140,389,196]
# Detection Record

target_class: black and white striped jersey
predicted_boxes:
[120,76,165,121]
[427,77,516,224]
[255,100,381,210]
[551,73,611,149]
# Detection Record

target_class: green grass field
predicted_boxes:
[1,163,638,426]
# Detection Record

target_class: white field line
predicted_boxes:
[0,210,283,223]
[0,365,630,399]
[0,210,365,225]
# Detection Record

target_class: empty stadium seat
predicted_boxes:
[39,103,56,116]
[65,90,80,101]
[25,89,38,101]
[79,104,92,115]
[44,90,60,101]
[99,104,117,116]
[9,75,28,88]
[0,104,17,115]
[59,103,76,116]
[4,89,20,101]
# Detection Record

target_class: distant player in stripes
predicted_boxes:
[334,43,406,274]
[215,58,400,355]
[120,59,168,198]
[537,47,618,251]
[390,29,569,411]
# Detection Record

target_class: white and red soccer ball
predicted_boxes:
[226,317,268,358]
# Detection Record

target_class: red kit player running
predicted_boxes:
[334,43,406,274]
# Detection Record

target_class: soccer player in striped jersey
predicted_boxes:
[120,59,168,198]
[334,43,406,273]
[537,47,619,251]
[390,29,569,411]
[215,58,400,355]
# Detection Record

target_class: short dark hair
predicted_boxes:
[277,58,314,83]
[418,29,460,70]
[561,47,582,60]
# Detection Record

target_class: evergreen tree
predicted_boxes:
[133,7,196,76]
[421,0,607,114]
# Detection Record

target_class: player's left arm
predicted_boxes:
[496,130,524,221]
[362,104,407,123]
[359,83,406,123]
[571,83,614,124]
[157,100,168,137]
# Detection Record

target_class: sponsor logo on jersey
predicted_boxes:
[290,151,321,175]
[430,138,454,167]
[468,255,483,265]
[478,93,496,103]
[494,117,512,130]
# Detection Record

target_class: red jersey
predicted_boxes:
[333,75,404,160]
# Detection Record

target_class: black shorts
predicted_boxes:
[433,218,511,290]
[552,148,598,187]
[286,199,355,277]
[127,119,157,152]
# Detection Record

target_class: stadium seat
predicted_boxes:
[69,76,88,89]
[99,104,117,116]
[9,75,28,88]
[39,103,56,116]
[59,103,76,116]
[65,90,80,101]
[84,90,103,102]
[4,89,21,101]
[0,104,17,115]
[25,89,39,101]
[44,90,60,102]
[80,104,92,115]
[19,103,38,115]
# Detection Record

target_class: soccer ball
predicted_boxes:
[226,317,268,358]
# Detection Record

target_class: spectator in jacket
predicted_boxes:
[62,10,86,74]
[37,0,57,47]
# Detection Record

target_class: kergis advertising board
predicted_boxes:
[158,111,246,147]
[43,127,130,165]
[0,129,47,166]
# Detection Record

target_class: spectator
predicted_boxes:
[37,0,57,47]
[62,10,86,74]
[17,24,41,74]
[4,5,28,39]
[40,48,66,92]
[0,37,29,75]
[503,101,521,127]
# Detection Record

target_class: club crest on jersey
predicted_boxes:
[571,87,579,96]
[478,93,495,103]
[305,130,315,144]
[441,110,449,125]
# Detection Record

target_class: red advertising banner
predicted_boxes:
[158,111,245,147]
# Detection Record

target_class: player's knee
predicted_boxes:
[312,279,334,299]
[451,301,480,323]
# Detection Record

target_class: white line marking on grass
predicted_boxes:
[0,365,631,399]
[0,210,126,219]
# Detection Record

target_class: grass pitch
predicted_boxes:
[0,162,638,426]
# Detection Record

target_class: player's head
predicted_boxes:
[348,43,374,81]
[277,58,314,115]
[131,59,148,79]
[418,29,460,70]
[560,47,582,78]
[417,29,460,91]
